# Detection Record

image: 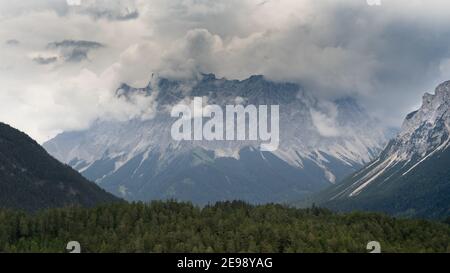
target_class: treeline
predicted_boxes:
[0,201,449,253]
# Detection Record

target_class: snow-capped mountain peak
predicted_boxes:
[44,74,389,204]
[390,80,450,161]
[317,80,450,214]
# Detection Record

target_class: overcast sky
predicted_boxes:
[1,0,450,143]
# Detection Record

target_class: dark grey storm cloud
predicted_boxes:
[81,9,139,21]
[67,0,140,21]
[310,4,450,123]
[32,56,58,65]
[5,39,19,46]
[47,40,104,49]
[0,0,139,22]
[138,1,450,127]
[47,40,105,62]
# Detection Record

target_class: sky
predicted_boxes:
[1,0,450,143]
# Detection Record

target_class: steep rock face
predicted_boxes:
[315,81,450,219]
[0,122,120,212]
[44,74,387,204]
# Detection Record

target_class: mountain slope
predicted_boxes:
[314,81,450,219]
[0,122,120,211]
[44,74,388,204]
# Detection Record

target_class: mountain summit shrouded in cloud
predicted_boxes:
[2,0,450,143]
[43,74,388,204]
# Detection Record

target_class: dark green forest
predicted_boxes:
[0,122,119,212]
[0,201,449,253]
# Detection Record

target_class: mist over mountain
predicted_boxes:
[44,74,388,204]
[314,81,450,219]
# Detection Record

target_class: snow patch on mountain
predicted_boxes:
[340,80,450,197]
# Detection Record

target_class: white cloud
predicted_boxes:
[310,102,341,138]
[0,67,158,142]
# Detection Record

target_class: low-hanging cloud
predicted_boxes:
[5,39,19,46]
[68,0,140,21]
[0,0,139,21]
[47,39,105,62]
[32,56,58,65]
[310,102,342,138]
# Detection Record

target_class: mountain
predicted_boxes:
[44,74,388,204]
[313,81,450,219]
[0,122,120,212]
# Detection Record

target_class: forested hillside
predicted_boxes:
[1,201,449,253]
[0,122,120,211]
